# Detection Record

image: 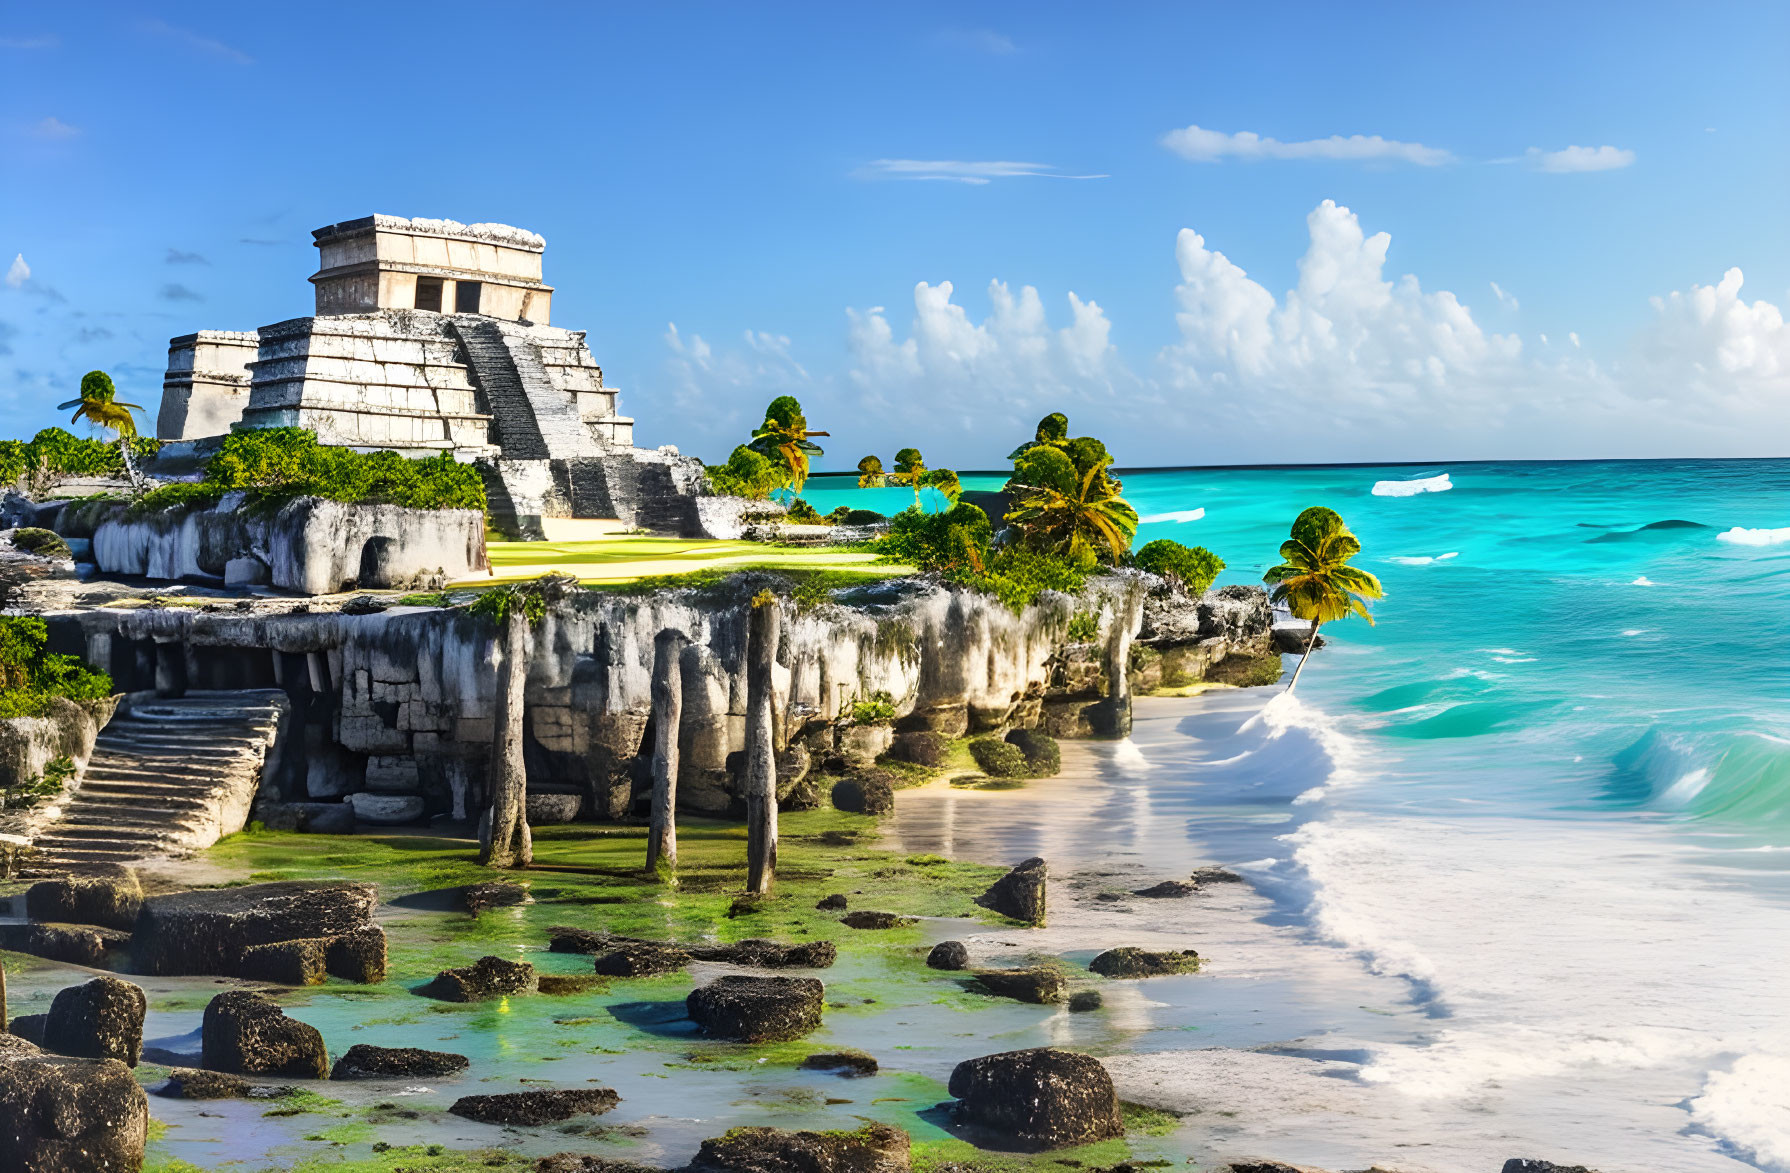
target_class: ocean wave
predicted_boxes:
[1138,507,1205,524]
[1389,552,1459,565]
[1718,526,1790,546]
[1587,518,1710,543]
[1372,472,1453,497]
[1609,727,1790,824]
[1689,1055,1790,1171]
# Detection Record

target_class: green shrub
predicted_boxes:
[1004,728,1061,776]
[705,445,786,500]
[0,615,111,715]
[887,730,949,767]
[121,428,485,516]
[968,737,1029,779]
[125,482,226,518]
[1065,610,1100,642]
[783,497,828,524]
[0,428,162,492]
[827,506,886,526]
[849,691,897,725]
[1135,539,1225,594]
[9,527,70,559]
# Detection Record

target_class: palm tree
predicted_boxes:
[890,448,929,507]
[1004,436,1138,562]
[855,455,886,488]
[1262,507,1383,693]
[58,370,146,489]
[747,396,827,498]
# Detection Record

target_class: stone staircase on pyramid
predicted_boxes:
[22,690,288,877]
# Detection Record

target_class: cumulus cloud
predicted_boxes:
[652,200,1787,465]
[1527,144,1635,172]
[30,116,78,140]
[1162,124,1453,166]
[1637,268,1788,402]
[164,248,209,265]
[857,159,1106,184]
[5,255,27,288]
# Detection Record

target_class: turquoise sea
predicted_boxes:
[811,461,1790,1171]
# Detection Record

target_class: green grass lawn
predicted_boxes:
[463,535,913,587]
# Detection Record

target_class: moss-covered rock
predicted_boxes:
[1004,728,1061,776]
[686,975,824,1043]
[449,1087,619,1126]
[968,738,1029,779]
[947,1047,1122,1150]
[1088,947,1202,978]
[689,1122,910,1173]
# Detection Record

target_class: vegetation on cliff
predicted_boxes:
[0,615,112,718]
[0,426,161,495]
[128,427,487,516]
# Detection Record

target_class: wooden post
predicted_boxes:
[646,627,688,879]
[480,606,533,868]
[745,595,781,894]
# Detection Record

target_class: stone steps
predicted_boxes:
[23,690,287,877]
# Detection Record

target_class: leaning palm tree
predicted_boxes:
[1262,507,1383,693]
[747,396,828,498]
[59,370,146,490]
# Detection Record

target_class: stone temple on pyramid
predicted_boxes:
[156,215,711,538]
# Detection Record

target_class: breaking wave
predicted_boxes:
[1372,472,1453,497]
[1138,507,1206,524]
[1608,726,1790,824]
[1718,526,1790,546]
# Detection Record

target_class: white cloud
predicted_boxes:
[1527,144,1635,172]
[1638,268,1789,401]
[1490,282,1519,311]
[1162,124,1453,166]
[650,201,1788,466]
[857,159,1106,185]
[31,116,78,140]
[5,254,28,288]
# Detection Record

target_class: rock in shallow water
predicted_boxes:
[840,910,916,930]
[536,1156,664,1173]
[800,1049,879,1077]
[592,941,690,977]
[1068,990,1104,1012]
[43,976,146,1067]
[25,867,142,930]
[331,1044,470,1080]
[1133,880,1195,898]
[0,1054,148,1173]
[200,990,329,1079]
[427,955,537,1001]
[0,922,128,968]
[1500,1162,1599,1173]
[132,880,376,977]
[1088,947,1202,978]
[925,940,969,970]
[947,1047,1122,1150]
[239,938,329,986]
[687,1122,910,1173]
[155,1068,291,1100]
[688,939,837,969]
[687,975,824,1042]
[448,1087,619,1125]
[972,967,1065,1004]
[975,857,1047,925]
[325,925,387,983]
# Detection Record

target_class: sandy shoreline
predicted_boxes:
[884,691,1748,1173]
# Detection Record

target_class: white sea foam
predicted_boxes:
[1622,628,1648,636]
[1138,507,1206,524]
[1690,1055,1790,1171]
[1389,551,1459,565]
[1371,472,1453,497]
[1632,576,1656,585]
[1718,526,1790,546]
[1111,739,1153,773]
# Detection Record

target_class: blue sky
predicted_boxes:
[3,1,1787,469]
